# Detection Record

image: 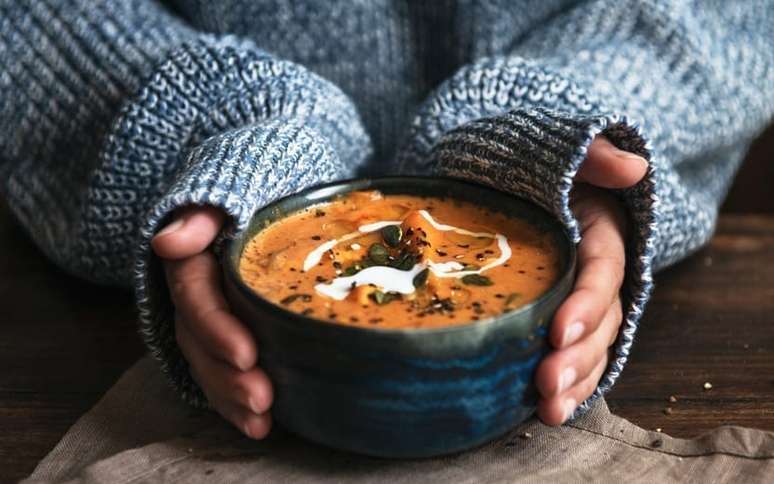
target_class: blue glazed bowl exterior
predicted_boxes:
[223,176,576,458]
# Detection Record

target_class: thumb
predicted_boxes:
[576,136,649,189]
[151,206,226,260]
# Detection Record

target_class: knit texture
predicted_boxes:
[1,0,772,411]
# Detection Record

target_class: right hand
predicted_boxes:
[152,206,273,439]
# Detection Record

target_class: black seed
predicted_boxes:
[301,294,313,302]
[413,268,430,288]
[301,308,314,316]
[333,261,342,269]
[311,235,322,241]
[435,249,448,256]
[314,209,326,217]
[315,276,327,283]
[289,285,298,290]
[461,274,494,286]
[381,225,402,248]
[495,294,504,298]
[280,294,301,305]
[368,318,383,324]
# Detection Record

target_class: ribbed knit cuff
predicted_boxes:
[112,42,371,407]
[135,119,355,407]
[429,108,658,417]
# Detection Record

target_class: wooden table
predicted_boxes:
[2,136,773,481]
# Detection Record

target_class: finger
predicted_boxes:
[576,136,648,189]
[176,320,273,439]
[550,197,626,349]
[220,403,273,440]
[537,300,622,399]
[152,206,226,260]
[537,353,608,426]
[166,252,257,370]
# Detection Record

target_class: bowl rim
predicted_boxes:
[223,176,577,337]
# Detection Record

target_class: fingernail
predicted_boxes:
[157,218,185,237]
[248,395,264,414]
[562,398,578,422]
[558,366,577,394]
[624,153,649,170]
[562,322,585,347]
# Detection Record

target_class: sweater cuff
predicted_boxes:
[428,108,658,416]
[135,119,352,407]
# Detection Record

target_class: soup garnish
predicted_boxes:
[239,190,559,329]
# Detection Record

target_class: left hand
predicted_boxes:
[535,136,648,425]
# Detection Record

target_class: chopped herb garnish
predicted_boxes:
[461,274,494,286]
[412,268,430,288]
[381,225,402,248]
[462,263,480,271]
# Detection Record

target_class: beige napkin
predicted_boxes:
[24,356,774,484]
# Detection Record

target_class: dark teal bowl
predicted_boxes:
[223,176,576,458]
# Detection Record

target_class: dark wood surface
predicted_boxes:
[1,127,772,482]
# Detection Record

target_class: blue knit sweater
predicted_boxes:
[1,0,772,413]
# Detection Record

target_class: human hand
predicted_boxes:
[152,207,273,439]
[535,136,648,425]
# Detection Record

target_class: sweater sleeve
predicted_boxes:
[0,1,371,406]
[397,0,774,415]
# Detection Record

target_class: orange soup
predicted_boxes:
[239,191,559,329]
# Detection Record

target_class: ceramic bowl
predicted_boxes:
[222,176,576,458]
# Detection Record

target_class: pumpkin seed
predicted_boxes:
[392,252,417,271]
[461,274,493,286]
[381,225,402,248]
[370,290,401,305]
[412,268,430,288]
[368,243,390,265]
[504,292,522,308]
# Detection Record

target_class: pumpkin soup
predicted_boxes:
[239,190,559,329]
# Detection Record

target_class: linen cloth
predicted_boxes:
[25,357,774,484]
